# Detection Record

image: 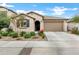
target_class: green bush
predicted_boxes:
[0,31,8,36]
[0,34,2,39]
[38,32,45,38]
[0,28,14,36]
[71,27,79,34]
[0,31,2,34]
[20,31,26,37]
[8,32,18,38]
[30,32,35,36]
[7,28,13,32]
[24,33,31,38]
[0,12,10,30]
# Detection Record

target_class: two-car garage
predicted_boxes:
[44,16,68,32]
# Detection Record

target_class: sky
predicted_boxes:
[0,3,79,18]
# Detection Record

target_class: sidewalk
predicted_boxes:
[0,32,79,55]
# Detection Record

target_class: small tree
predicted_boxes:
[72,16,79,23]
[17,15,24,27]
[0,11,10,30]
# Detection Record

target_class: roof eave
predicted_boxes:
[12,13,35,20]
[27,11,44,17]
[0,6,17,15]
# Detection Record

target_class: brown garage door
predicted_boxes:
[44,20,63,31]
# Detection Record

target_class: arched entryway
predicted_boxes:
[35,21,40,31]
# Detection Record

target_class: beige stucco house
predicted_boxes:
[0,6,68,32]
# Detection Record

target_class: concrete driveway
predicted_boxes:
[31,32,79,55]
[45,32,79,41]
[0,32,79,55]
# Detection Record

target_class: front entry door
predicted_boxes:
[35,21,40,31]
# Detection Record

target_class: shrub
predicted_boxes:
[8,32,18,38]
[30,32,35,36]
[7,28,13,32]
[1,31,8,36]
[38,32,45,38]
[24,33,31,38]
[0,12,10,30]
[0,31,2,34]
[20,31,26,37]
[0,28,14,36]
[0,34,2,39]
[38,31,43,36]
[71,27,79,34]
[1,28,8,32]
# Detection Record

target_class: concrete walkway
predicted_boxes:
[0,48,23,55]
[0,32,79,55]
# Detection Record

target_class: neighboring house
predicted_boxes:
[0,6,68,32]
[67,20,79,31]
[0,6,17,18]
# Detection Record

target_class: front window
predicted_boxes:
[23,20,29,27]
[17,19,29,28]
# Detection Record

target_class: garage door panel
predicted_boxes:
[44,22,63,31]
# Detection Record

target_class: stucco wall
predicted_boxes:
[27,13,44,31]
[63,20,67,31]
[10,15,35,32]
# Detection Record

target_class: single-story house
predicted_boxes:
[0,6,68,32]
[10,12,68,32]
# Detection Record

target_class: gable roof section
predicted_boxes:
[27,11,44,17]
[0,6,17,14]
[12,13,35,20]
[27,11,68,20]
[44,16,69,20]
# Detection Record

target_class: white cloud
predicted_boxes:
[70,8,78,10]
[16,10,45,15]
[16,10,29,14]
[0,3,14,7]
[48,6,78,16]
[51,6,67,15]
